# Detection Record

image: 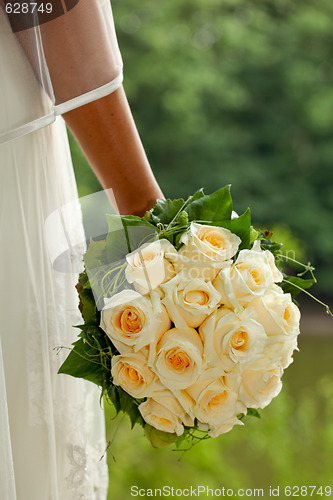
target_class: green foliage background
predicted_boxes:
[68,0,333,497]
[71,0,333,297]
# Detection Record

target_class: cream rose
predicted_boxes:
[125,239,177,295]
[208,417,243,438]
[180,222,241,262]
[138,389,194,436]
[111,351,161,398]
[167,253,232,281]
[264,250,283,283]
[154,328,204,390]
[100,289,170,353]
[252,239,283,282]
[199,308,267,372]
[264,334,298,369]
[213,248,277,308]
[161,274,221,329]
[238,359,283,409]
[186,368,244,429]
[169,223,240,280]
[249,289,301,337]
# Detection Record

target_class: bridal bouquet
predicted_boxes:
[59,186,316,448]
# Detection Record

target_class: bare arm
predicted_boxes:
[63,86,164,216]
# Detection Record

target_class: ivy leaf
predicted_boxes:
[144,424,179,448]
[151,198,185,225]
[118,388,144,428]
[105,214,158,262]
[107,385,121,414]
[106,385,144,428]
[238,408,261,421]
[150,189,206,227]
[185,185,233,222]
[280,275,315,300]
[76,273,96,323]
[247,408,261,419]
[84,238,107,269]
[250,226,259,245]
[259,238,283,255]
[212,208,252,250]
[78,271,91,290]
[58,338,102,385]
[83,215,158,309]
[190,187,205,200]
[174,431,189,448]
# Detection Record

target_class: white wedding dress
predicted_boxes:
[0,2,122,499]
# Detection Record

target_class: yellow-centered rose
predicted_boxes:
[100,289,170,353]
[154,328,204,390]
[111,351,161,398]
[185,368,244,436]
[199,308,267,373]
[169,223,240,280]
[180,222,241,262]
[213,247,278,308]
[161,274,221,329]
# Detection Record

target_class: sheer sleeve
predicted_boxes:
[0,0,123,144]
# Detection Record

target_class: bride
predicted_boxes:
[0,1,163,498]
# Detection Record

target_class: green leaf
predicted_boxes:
[107,385,121,414]
[238,408,261,421]
[247,408,261,419]
[177,210,189,228]
[82,240,111,311]
[151,189,206,227]
[185,185,233,222]
[151,197,186,225]
[76,280,96,323]
[105,385,144,428]
[174,431,189,448]
[259,238,283,255]
[58,338,103,386]
[118,388,144,428]
[75,272,96,323]
[83,215,159,309]
[78,271,91,290]
[144,424,179,448]
[79,289,97,323]
[280,275,316,300]
[84,238,107,270]
[214,208,252,250]
[194,209,251,250]
[105,214,158,262]
[184,187,206,206]
[250,226,259,245]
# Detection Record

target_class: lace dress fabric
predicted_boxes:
[0,3,122,498]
